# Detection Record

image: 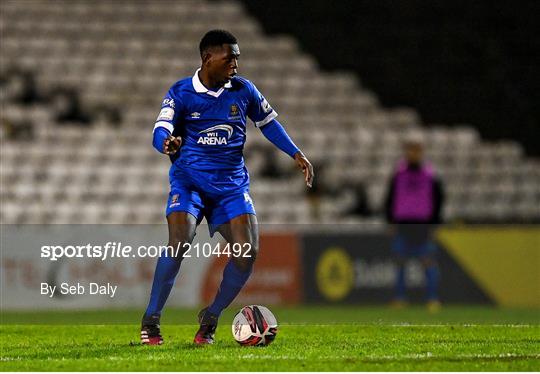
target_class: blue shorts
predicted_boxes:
[392,234,437,257]
[166,165,256,234]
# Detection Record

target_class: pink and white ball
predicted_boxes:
[232,305,278,346]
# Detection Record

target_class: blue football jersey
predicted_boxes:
[153,69,278,170]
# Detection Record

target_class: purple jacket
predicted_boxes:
[385,160,444,223]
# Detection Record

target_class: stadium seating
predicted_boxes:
[1,0,539,224]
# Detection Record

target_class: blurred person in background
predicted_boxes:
[346,181,372,217]
[93,105,122,127]
[0,68,39,140]
[50,88,91,125]
[384,134,445,312]
[2,68,42,106]
[260,146,285,178]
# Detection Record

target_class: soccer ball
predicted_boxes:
[232,305,278,346]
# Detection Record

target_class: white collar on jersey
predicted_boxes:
[192,68,232,98]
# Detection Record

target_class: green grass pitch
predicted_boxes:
[1,306,539,371]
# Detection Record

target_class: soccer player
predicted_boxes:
[384,134,445,312]
[141,30,314,345]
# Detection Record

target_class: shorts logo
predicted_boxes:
[169,193,180,208]
[191,112,201,119]
[197,124,233,145]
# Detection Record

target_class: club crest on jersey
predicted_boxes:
[229,104,240,119]
[197,124,233,145]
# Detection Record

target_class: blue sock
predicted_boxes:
[395,266,406,300]
[425,265,439,301]
[208,261,252,317]
[145,255,182,317]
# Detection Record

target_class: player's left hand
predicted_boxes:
[294,152,314,188]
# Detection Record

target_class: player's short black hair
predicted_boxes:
[199,29,237,56]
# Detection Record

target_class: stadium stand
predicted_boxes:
[1,0,539,225]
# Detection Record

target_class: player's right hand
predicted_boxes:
[163,135,182,155]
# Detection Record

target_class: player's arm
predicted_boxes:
[247,81,314,187]
[260,119,314,187]
[152,93,182,155]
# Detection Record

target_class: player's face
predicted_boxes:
[206,44,240,86]
[405,143,423,165]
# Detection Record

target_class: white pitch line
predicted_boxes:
[237,352,540,361]
[365,352,540,361]
[0,356,23,362]
[279,323,537,327]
